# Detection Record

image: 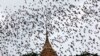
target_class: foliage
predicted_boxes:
[22,52,38,56]
[76,51,98,56]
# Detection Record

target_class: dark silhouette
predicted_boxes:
[22,52,38,56]
[76,51,98,56]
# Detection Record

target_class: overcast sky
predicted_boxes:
[0,0,100,56]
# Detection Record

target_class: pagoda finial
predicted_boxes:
[46,29,49,42]
[43,29,52,48]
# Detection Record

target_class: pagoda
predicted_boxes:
[40,31,57,56]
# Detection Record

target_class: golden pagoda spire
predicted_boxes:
[43,30,52,49]
[40,29,57,56]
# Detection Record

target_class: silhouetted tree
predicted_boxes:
[76,51,98,56]
[22,52,38,56]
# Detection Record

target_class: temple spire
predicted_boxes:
[40,16,57,56]
[43,30,52,49]
[40,27,57,56]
